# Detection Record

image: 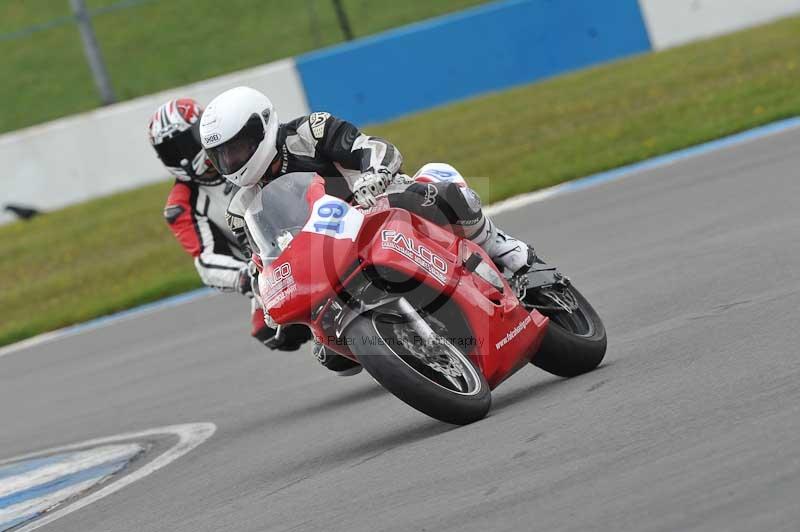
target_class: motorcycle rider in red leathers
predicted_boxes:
[197,88,538,367]
[147,98,308,351]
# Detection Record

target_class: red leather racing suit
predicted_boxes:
[163,179,268,338]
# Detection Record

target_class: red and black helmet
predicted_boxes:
[148,98,224,185]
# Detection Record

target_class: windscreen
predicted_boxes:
[244,172,316,262]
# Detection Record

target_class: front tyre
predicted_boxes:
[346,310,491,425]
[525,285,606,378]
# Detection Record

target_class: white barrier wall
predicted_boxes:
[4,1,800,224]
[0,59,309,224]
[639,0,800,49]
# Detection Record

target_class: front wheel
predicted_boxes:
[345,306,491,425]
[524,284,606,377]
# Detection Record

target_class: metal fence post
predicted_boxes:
[306,0,322,48]
[69,0,116,105]
[331,0,354,41]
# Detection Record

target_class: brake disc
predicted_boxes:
[394,325,464,378]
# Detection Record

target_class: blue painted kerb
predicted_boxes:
[296,0,652,124]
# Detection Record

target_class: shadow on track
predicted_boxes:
[234,380,389,438]
[260,416,454,488]
[491,376,564,411]
[492,361,616,412]
[226,365,619,497]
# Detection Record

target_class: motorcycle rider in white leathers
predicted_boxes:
[198,86,537,367]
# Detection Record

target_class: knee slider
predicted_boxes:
[388,182,483,231]
[388,182,451,225]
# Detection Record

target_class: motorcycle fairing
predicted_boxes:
[360,209,548,388]
[256,174,549,389]
[262,227,360,326]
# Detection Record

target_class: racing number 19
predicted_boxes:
[314,201,346,234]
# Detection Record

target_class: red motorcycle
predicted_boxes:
[242,172,606,425]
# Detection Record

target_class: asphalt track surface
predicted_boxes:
[2,128,800,532]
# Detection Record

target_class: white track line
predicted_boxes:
[0,444,142,499]
[485,116,800,217]
[0,289,214,359]
[0,479,99,529]
[0,423,216,532]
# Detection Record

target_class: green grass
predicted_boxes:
[369,17,800,202]
[2,16,800,346]
[0,0,488,133]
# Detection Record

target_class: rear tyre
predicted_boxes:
[525,285,606,378]
[346,311,491,425]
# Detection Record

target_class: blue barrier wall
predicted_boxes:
[296,0,652,125]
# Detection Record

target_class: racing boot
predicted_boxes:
[313,342,362,377]
[469,216,535,278]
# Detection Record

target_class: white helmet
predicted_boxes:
[200,86,279,188]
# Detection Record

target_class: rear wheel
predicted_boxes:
[523,284,606,377]
[346,304,491,425]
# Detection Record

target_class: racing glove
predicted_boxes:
[235,265,253,296]
[352,170,392,208]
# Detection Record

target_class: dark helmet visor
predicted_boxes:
[153,127,202,169]
[206,113,265,175]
